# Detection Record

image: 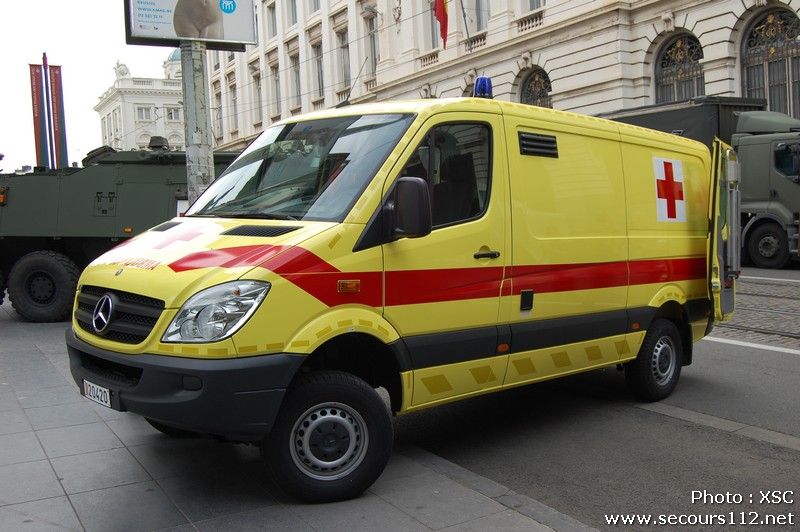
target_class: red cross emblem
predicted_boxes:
[655,159,686,222]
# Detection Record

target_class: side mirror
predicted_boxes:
[392,176,431,239]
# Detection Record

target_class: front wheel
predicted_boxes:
[263,371,393,503]
[625,319,683,401]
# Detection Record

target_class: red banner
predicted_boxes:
[29,64,49,168]
[434,0,448,49]
[49,65,68,168]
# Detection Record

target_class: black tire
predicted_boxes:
[625,319,683,401]
[263,371,393,503]
[145,418,198,438]
[747,223,789,269]
[8,251,80,322]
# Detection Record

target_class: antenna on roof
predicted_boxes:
[336,57,369,108]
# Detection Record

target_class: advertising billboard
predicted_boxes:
[125,0,256,50]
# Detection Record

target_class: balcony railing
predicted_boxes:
[419,50,439,68]
[464,32,487,53]
[364,77,377,92]
[517,10,544,33]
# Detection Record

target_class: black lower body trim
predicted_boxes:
[66,330,305,440]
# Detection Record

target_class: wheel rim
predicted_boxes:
[757,234,779,258]
[651,336,676,386]
[289,402,369,481]
[25,270,56,305]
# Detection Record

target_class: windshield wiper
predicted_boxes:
[206,211,299,221]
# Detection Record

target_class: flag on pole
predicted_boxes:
[48,65,69,169]
[434,0,448,48]
[29,64,50,169]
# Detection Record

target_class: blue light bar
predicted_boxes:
[473,76,493,99]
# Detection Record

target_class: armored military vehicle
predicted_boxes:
[0,144,236,322]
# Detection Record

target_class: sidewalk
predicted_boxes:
[0,300,590,532]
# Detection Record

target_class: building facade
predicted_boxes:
[95,50,186,151]
[211,0,800,151]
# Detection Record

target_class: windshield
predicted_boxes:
[187,113,414,221]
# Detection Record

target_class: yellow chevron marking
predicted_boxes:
[551,351,571,368]
[585,346,603,361]
[316,326,333,339]
[469,366,497,384]
[239,345,258,354]
[615,340,630,355]
[421,375,453,395]
[513,358,537,376]
[207,348,228,356]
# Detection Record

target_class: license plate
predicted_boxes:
[83,379,111,408]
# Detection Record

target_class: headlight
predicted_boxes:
[162,281,270,343]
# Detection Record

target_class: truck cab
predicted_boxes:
[734,112,800,267]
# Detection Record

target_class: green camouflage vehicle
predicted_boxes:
[0,145,236,322]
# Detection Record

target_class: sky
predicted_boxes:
[0,1,176,173]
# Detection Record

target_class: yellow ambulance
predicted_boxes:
[67,85,739,502]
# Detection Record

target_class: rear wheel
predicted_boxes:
[263,371,393,503]
[747,223,789,269]
[625,318,683,401]
[7,251,79,322]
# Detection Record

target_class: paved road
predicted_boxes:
[397,268,800,531]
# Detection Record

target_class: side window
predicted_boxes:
[774,143,800,177]
[400,123,491,227]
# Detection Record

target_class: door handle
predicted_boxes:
[473,250,500,259]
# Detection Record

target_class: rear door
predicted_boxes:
[709,139,740,321]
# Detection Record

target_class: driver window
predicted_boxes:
[400,123,491,227]
[774,143,800,177]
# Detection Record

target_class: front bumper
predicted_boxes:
[66,330,305,441]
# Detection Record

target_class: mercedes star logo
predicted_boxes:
[92,294,114,334]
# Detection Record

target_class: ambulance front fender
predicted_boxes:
[283,307,401,354]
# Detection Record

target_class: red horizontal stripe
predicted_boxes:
[629,257,706,285]
[385,267,504,306]
[511,261,629,295]
[167,244,705,308]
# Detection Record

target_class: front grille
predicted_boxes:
[80,353,142,387]
[75,285,165,345]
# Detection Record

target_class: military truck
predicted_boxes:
[0,145,236,322]
[603,97,800,269]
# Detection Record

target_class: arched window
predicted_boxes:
[655,34,705,103]
[743,9,800,117]
[520,67,552,108]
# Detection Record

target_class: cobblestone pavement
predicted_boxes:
[713,273,800,349]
